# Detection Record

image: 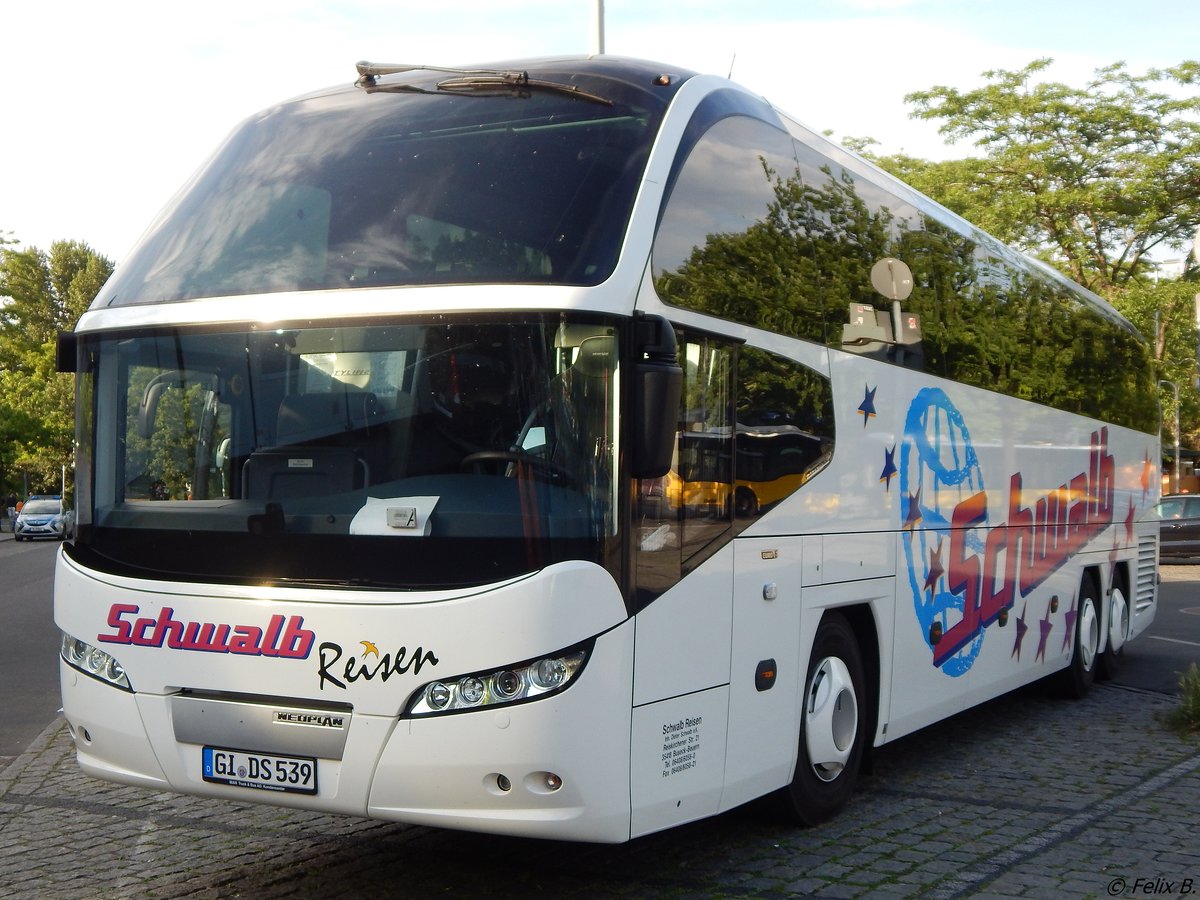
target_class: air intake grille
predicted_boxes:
[1135,535,1157,613]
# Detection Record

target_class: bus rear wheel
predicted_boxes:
[1097,578,1129,681]
[774,612,866,826]
[1058,574,1101,698]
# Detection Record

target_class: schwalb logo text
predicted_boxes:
[937,428,1114,667]
[97,604,315,659]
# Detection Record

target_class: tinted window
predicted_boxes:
[653,109,1155,434]
[635,337,833,603]
[96,68,672,306]
[72,315,624,590]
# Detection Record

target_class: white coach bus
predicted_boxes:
[55,57,1160,842]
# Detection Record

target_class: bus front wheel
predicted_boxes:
[774,612,866,826]
[734,487,758,517]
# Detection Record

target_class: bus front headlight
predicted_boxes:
[61,632,133,691]
[403,642,589,718]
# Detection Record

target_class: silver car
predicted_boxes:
[14,496,71,541]
[1156,493,1200,560]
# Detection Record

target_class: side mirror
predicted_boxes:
[137,371,218,438]
[632,315,682,479]
[56,332,78,374]
[138,380,171,439]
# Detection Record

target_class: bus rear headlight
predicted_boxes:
[61,631,133,691]
[403,641,591,718]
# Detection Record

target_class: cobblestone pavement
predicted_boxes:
[2,680,1197,899]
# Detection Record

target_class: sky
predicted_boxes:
[2,0,1197,265]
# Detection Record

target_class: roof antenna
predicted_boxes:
[727,53,736,79]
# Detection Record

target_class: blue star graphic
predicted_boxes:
[880,443,897,490]
[858,384,877,427]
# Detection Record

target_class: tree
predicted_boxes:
[868,59,1200,296]
[856,59,1200,452]
[1112,278,1200,447]
[0,240,114,497]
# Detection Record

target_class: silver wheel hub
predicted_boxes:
[1108,587,1128,653]
[805,656,858,783]
[1079,595,1100,671]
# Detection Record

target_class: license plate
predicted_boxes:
[202,746,317,794]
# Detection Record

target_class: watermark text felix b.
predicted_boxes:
[1108,876,1195,896]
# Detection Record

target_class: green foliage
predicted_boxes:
[857,58,1199,448]
[873,59,1200,296]
[0,239,113,497]
[1164,663,1200,738]
[1112,279,1200,448]
[656,154,1157,435]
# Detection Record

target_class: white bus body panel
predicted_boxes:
[55,555,636,842]
[820,349,1158,741]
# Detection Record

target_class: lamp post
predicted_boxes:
[592,0,605,54]
[1159,379,1180,493]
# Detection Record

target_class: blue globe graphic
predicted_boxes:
[899,387,986,676]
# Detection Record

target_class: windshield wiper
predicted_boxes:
[355,61,612,106]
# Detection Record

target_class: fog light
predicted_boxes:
[459,677,485,705]
[68,636,88,664]
[544,773,562,791]
[427,682,451,710]
[493,670,522,699]
[532,658,567,689]
[496,774,511,792]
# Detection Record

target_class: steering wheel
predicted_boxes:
[459,450,575,486]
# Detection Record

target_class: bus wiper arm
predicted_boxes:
[437,73,612,106]
[354,61,612,106]
[356,62,517,81]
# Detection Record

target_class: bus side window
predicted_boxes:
[635,334,735,603]
[734,346,834,518]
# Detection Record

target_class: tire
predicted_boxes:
[734,487,759,518]
[1096,577,1129,681]
[773,612,867,826]
[1058,574,1101,698]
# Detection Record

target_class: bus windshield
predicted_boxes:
[91,64,671,307]
[71,314,622,590]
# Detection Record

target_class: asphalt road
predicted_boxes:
[0,536,61,761]
[1122,564,1200,694]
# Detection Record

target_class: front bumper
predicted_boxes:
[59,623,635,842]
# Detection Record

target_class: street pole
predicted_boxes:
[592,0,605,55]
[1160,379,1180,493]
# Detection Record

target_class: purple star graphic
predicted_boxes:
[903,484,923,530]
[858,384,877,427]
[880,444,897,490]
[1035,601,1054,662]
[1011,602,1029,660]
[1061,594,1078,653]
[924,539,944,596]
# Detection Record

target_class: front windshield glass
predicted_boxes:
[22,500,62,516]
[71,315,622,590]
[94,64,671,306]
